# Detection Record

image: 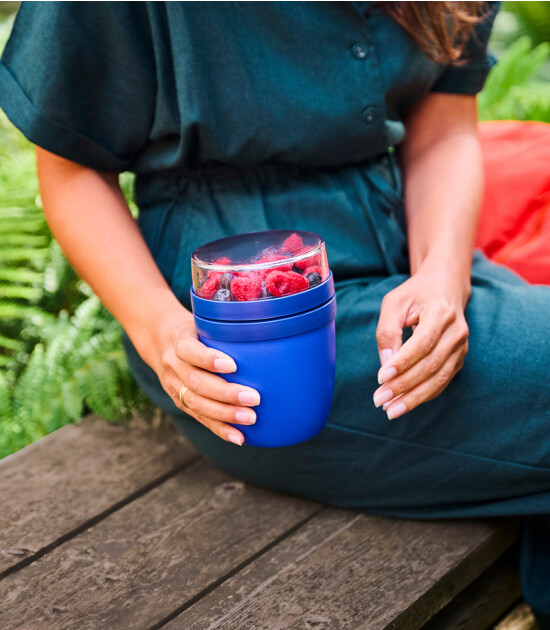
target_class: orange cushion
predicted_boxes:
[476,120,550,285]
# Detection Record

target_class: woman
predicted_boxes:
[1,2,549,624]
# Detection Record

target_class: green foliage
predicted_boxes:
[0,105,149,459]
[504,1,550,47]
[479,37,550,123]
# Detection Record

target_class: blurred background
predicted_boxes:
[0,2,549,459]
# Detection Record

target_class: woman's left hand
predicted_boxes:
[373,266,471,419]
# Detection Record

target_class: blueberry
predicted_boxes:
[291,264,302,274]
[305,272,322,288]
[260,282,275,299]
[213,288,232,301]
[221,272,234,290]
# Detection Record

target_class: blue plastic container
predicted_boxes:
[190,231,337,447]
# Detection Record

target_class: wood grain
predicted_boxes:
[0,415,196,576]
[422,548,521,630]
[0,458,321,630]
[169,513,517,630]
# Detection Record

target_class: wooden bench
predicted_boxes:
[0,415,528,629]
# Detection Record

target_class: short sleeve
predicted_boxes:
[431,1,500,95]
[0,2,155,172]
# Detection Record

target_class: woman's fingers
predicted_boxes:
[191,412,245,446]
[377,300,457,385]
[383,353,465,420]
[373,317,468,409]
[172,377,258,426]
[175,335,237,374]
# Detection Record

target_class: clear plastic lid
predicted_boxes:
[191,230,330,301]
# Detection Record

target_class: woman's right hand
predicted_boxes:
[144,310,260,446]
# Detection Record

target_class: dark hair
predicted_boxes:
[380,2,488,64]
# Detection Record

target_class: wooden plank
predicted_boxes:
[170,512,518,630]
[0,414,197,576]
[0,458,321,630]
[421,548,521,630]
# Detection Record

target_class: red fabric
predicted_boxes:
[476,120,550,285]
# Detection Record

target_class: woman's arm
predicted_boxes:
[373,93,480,419]
[36,148,260,444]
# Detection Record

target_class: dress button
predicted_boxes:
[351,42,368,59]
[362,106,377,123]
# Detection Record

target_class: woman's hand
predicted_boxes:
[144,310,261,446]
[36,148,259,446]
[373,266,470,419]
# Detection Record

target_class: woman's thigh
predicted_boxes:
[124,252,550,519]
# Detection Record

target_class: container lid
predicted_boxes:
[191,230,330,303]
[191,272,335,321]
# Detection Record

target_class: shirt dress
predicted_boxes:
[2,2,550,622]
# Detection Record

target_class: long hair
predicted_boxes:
[380,2,488,64]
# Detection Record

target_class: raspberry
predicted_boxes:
[197,277,219,299]
[212,257,231,265]
[265,271,289,297]
[286,271,309,294]
[302,265,323,277]
[255,254,293,278]
[281,233,304,255]
[265,270,308,297]
[231,275,262,301]
[207,270,223,280]
[294,252,320,270]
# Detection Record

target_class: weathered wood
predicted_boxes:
[0,414,196,576]
[0,458,321,630]
[421,548,521,630]
[494,602,539,630]
[170,512,518,630]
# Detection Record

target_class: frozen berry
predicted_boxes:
[213,288,232,301]
[212,257,231,265]
[231,275,262,301]
[295,253,320,270]
[265,271,289,297]
[207,270,223,281]
[265,270,308,296]
[286,271,309,294]
[281,233,304,255]
[302,265,323,277]
[197,277,219,299]
[255,254,293,278]
[306,272,322,288]
[260,282,275,299]
[220,272,234,290]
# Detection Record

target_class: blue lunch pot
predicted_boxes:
[190,230,337,447]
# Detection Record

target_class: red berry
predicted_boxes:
[286,271,309,294]
[302,265,323,277]
[295,253,320,270]
[197,277,219,299]
[281,233,305,255]
[212,257,231,265]
[231,275,262,301]
[265,270,308,296]
[255,254,293,278]
[207,270,223,280]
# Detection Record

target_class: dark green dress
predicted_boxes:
[2,3,550,623]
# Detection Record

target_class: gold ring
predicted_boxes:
[178,385,189,407]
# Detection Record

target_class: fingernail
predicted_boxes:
[214,357,237,372]
[378,366,397,385]
[228,431,244,446]
[387,402,407,420]
[379,348,393,366]
[382,402,390,411]
[238,390,261,406]
[235,410,256,424]
[373,389,393,408]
